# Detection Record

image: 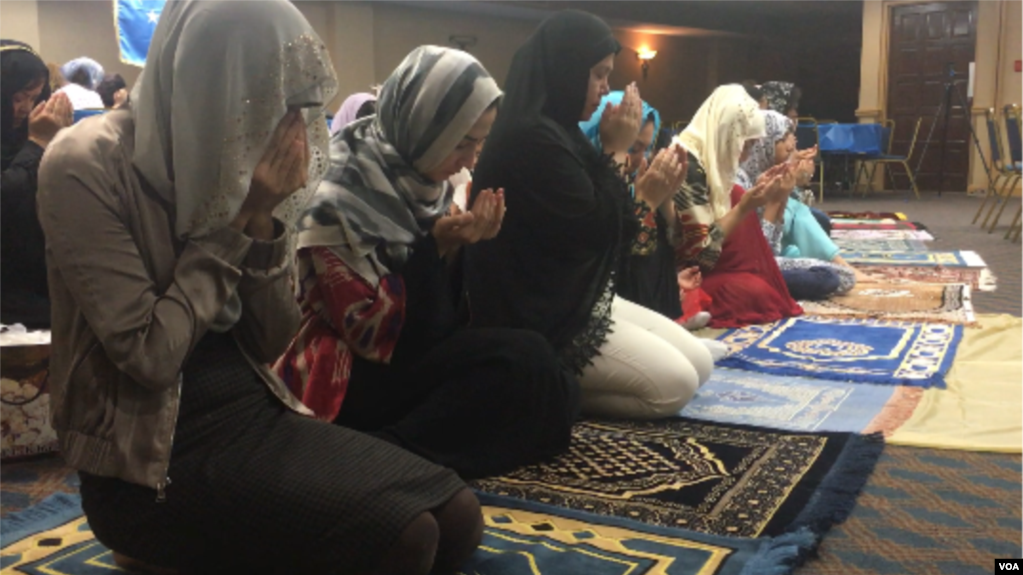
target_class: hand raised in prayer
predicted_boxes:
[28,92,72,148]
[636,156,649,181]
[775,163,797,201]
[599,82,643,154]
[678,266,702,291]
[433,187,506,257]
[740,174,782,211]
[636,144,687,209]
[795,158,814,187]
[755,163,789,187]
[112,88,129,109]
[475,187,506,240]
[234,110,309,236]
[795,145,818,161]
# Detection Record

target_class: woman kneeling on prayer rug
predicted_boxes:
[276,45,580,481]
[39,3,485,573]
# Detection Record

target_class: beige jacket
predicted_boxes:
[37,109,311,494]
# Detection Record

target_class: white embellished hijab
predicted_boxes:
[675,84,765,219]
[131,0,338,240]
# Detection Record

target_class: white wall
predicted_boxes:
[46,1,141,86]
[0,0,40,52]
[292,1,536,113]
[369,2,534,87]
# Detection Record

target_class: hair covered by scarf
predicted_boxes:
[330,92,377,135]
[579,91,661,157]
[297,45,502,287]
[761,81,798,116]
[736,110,792,190]
[130,0,338,330]
[60,57,104,90]
[675,84,765,219]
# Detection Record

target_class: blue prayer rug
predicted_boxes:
[839,250,986,268]
[469,494,818,575]
[680,368,903,433]
[716,317,963,388]
[830,239,930,252]
[3,492,822,575]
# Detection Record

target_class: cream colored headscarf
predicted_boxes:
[675,84,765,219]
[130,0,338,330]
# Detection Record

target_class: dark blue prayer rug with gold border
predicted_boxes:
[2,420,883,575]
[715,317,963,388]
[473,418,884,541]
[469,493,819,574]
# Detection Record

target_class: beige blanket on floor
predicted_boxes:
[885,314,1021,452]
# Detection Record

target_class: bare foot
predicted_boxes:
[112,552,180,575]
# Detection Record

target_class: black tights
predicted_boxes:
[369,488,483,575]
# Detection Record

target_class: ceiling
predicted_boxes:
[372,0,859,37]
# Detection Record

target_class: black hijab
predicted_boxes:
[465,11,631,374]
[1,40,50,170]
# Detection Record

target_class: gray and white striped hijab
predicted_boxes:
[297,46,501,286]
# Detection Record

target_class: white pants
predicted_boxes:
[579,297,713,420]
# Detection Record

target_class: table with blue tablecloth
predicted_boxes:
[800,123,886,196]
[817,123,885,155]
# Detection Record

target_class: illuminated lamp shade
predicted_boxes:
[636,48,657,80]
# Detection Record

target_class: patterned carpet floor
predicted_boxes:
[1,192,1020,573]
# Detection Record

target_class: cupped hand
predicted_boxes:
[636,144,687,209]
[232,109,309,232]
[678,265,702,290]
[599,82,643,154]
[28,92,72,148]
[433,187,506,256]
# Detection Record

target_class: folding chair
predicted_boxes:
[854,119,893,195]
[984,104,1022,233]
[973,108,1016,226]
[858,117,922,199]
[998,105,1023,239]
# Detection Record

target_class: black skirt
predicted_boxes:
[79,331,465,575]
[337,328,580,481]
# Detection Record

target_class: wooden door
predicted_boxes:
[886,1,977,192]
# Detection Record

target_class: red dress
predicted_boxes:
[674,180,802,329]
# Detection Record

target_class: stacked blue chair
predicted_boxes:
[981,105,1022,234]
[969,108,1018,228]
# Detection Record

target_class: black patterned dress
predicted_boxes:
[78,330,465,574]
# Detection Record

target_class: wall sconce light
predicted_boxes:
[449,35,478,51]
[636,48,657,80]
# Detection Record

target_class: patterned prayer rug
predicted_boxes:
[841,250,986,268]
[0,493,822,575]
[829,229,935,241]
[830,218,906,226]
[716,317,963,388]
[467,494,819,575]
[679,369,922,436]
[853,265,998,292]
[474,418,884,540]
[798,283,976,325]
[826,211,907,221]
[832,221,917,230]
[831,239,930,252]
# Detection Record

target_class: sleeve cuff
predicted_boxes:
[191,225,253,269]
[10,140,45,168]
[243,219,288,271]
